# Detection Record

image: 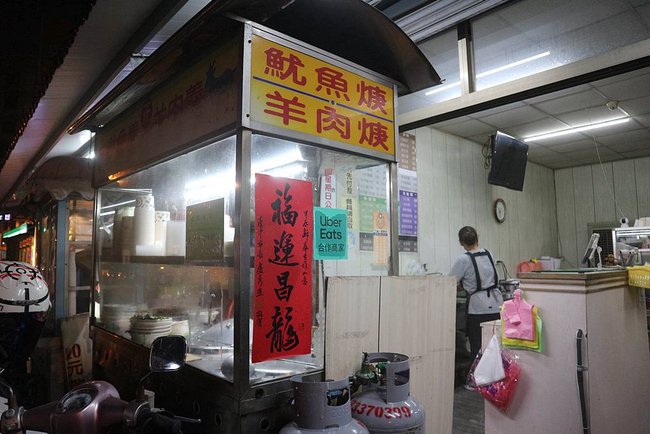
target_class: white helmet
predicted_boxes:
[0,261,50,313]
[0,261,51,372]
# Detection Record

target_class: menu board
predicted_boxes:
[185,198,225,262]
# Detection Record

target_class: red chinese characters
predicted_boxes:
[315,67,350,101]
[264,91,307,125]
[359,118,389,150]
[317,106,350,139]
[253,36,395,155]
[252,174,313,363]
[357,81,388,115]
[264,47,306,85]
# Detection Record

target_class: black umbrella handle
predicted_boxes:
[576,329,590,434]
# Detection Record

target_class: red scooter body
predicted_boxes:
[1,336,192,434]
[24,381,128,434]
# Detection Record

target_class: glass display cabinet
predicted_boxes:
[68,4,417,432]
[614,226,650,266]
[94,135,391,385]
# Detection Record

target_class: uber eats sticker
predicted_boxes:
[314,207,347,260]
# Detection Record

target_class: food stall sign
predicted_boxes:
[93,37,240,185]
[252,174,313,363]
[249,33,396,159]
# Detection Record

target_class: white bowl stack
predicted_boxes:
[129,316,173,346]
[101,304,143,333]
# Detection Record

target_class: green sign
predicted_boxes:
[314,207,347,260]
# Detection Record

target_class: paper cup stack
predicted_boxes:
[133,194,155,253]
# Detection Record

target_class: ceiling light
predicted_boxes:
[424,81,461,96]
[476,51,550,78]
[523,118,630,142]
[425,51,551,96]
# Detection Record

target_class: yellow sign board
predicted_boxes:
[250,34,395,157]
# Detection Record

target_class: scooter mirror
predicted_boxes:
[149,336,187,372]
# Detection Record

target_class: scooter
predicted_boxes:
[0,335,199,434]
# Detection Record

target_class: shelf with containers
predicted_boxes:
[72,10,403,433]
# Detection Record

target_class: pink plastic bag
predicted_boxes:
[468,341,521,413]
[501,289,535,341]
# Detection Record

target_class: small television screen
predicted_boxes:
[488,131,529,191]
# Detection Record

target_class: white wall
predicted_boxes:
[554,156,650,267]
[413,126,558,276]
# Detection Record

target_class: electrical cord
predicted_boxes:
[591,135,628,220]
[587,95,630,220]
[482,137,492,169]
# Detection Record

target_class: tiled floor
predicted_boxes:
[453,386,484,434]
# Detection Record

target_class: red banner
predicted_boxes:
[252,174,313,363]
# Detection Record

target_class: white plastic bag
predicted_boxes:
[473,334,505,386]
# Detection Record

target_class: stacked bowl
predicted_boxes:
[129,315,173,346]
[101,304,143,334]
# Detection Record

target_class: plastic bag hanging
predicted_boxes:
[477,347,521,413]
[500,289,543,352]
[473,334,505,386]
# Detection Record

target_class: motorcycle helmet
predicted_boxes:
[0,261,51,372]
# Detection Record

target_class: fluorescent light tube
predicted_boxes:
[425,51,550,96]
[477,51,550,78]
[524,118,630,142]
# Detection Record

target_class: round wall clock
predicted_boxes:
[494,198,507,223]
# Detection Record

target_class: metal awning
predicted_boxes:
[221,0,441,93]
[27,156,94,201]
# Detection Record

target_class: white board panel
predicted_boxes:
[325,276,380,380]
[379,275,456,434]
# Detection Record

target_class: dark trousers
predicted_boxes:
[467,313,500,360]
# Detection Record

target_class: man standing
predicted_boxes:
[449,226,503,374]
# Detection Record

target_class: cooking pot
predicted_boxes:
[499,279,520,300]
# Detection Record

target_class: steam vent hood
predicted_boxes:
[70,0,440,134]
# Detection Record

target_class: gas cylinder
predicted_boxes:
[350,353,425,433]
[280,375,369,434]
